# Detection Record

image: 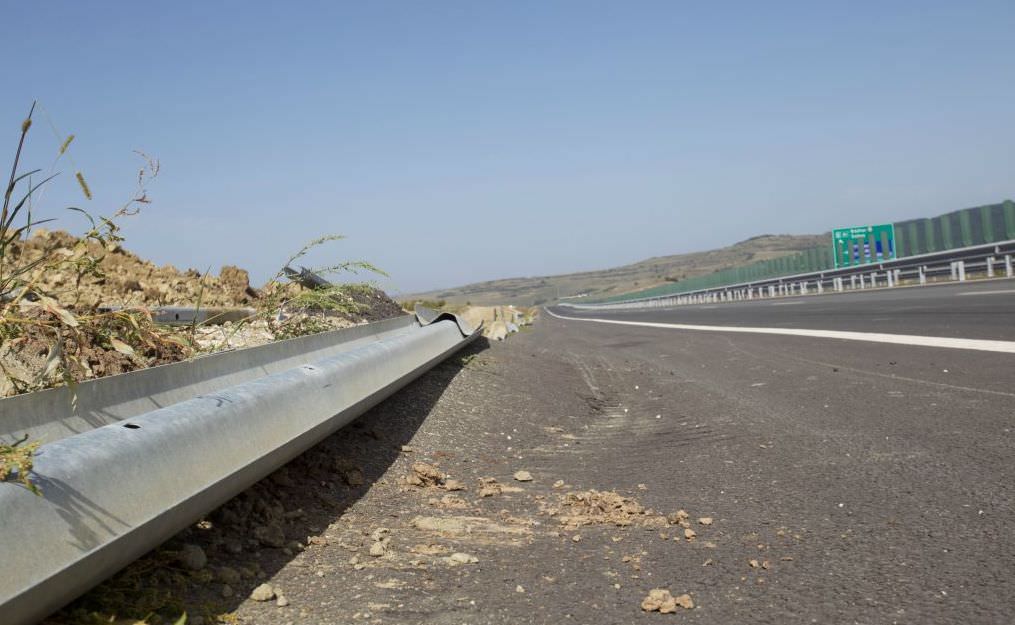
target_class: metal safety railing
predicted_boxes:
[590,200,1015,304]
[563,240,1015,311]
[0,307,480,625]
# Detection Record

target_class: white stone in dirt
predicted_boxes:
[513,470,533,482]
[369,541,390,557]
[178,544,207,571]
[445,552,479,565]
[370,527,391,542]
[250,583,276,602]
[276,594,290,607]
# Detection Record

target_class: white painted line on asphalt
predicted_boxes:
[955,289,1015,296]
[769,301,803,306]
[544,308,1015,354]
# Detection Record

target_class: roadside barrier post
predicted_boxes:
[887,271,894,288]
[958,261,966,281]
[987,257,995,278]
[919,266,926,285]
[1007,255,1013,278]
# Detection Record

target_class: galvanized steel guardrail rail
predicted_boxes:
[0,307,480,625]
[563,240,1015,311]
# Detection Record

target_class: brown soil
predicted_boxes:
[1,230,406,396]
[346,287,405,323]
[11,229,261,308]
[0,307,190,397]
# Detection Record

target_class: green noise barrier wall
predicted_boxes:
[596,200,1015,303]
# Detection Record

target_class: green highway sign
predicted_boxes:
[832,223,896,268]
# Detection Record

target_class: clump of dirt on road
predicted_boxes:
[545,489,675,529]
[402,461,467,492]
[404,462,446,487]
[641,588,695,612]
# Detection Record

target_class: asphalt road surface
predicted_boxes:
[49,279,1015,624]
[538,278,1015,622]
[564,279,1015,340]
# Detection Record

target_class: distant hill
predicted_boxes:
[406,233,828,307]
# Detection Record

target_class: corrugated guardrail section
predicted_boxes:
[565,241,1015,310]
[0,308,480,625]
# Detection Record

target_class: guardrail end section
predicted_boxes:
[414,305,479,337]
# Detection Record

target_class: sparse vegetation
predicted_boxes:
[0,103,188,400]
[254,236,389,341]
[0,434,40,495]
[0,103,193,488]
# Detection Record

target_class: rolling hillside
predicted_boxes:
[407,233,828,307]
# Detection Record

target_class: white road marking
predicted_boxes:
[956,289,1015,296]
[769,301,803,306]
[545,308,1015,354]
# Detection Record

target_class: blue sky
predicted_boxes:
[3,1,1013,294]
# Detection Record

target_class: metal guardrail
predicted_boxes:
[0,307,480,625]
[563,240,1015,311]
[97,305,258,326]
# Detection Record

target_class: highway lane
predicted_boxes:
[50,283,1014,624]
[558,278,1015,341]
[534,285,1015,622]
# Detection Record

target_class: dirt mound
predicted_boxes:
[544,490,671,529]
[11,229,259,308]
[347,287,404,323]
[1,231,406,397]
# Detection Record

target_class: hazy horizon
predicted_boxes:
[4,1,1013,294]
